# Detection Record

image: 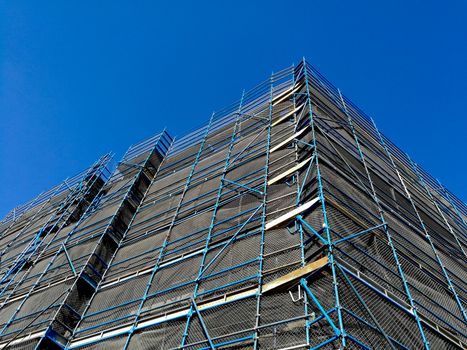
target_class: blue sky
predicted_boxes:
[0,0,466,218]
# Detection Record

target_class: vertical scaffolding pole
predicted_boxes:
[123,115,215,349]
[180,91,245,348]
[337,89,430,349]
[291,64,312,345]
[252,73,273,350]
[303,60,346,348]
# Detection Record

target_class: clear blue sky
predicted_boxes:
[1,0,466,218]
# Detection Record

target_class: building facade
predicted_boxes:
[0,60,465,349]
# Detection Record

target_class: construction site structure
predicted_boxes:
[0,59,465,350]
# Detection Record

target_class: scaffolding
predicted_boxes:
[0,59,465,350]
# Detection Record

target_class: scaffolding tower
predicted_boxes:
[0,59,465,350]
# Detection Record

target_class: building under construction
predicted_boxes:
[0,60,465,350]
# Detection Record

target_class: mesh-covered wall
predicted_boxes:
[0,61,465,350]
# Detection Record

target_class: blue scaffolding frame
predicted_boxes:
[0,59,465,350]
